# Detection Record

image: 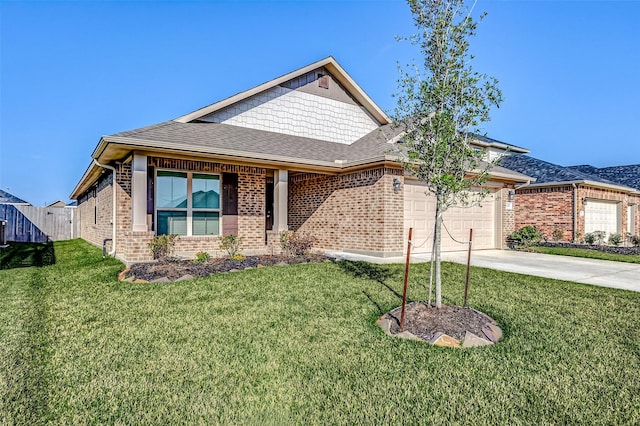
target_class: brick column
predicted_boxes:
[273,169,288,232]
[132,153,148,232]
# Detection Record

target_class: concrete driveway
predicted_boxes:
[329,250,640,292]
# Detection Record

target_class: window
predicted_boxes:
[156,171,220,236]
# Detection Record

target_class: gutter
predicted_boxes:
[92,159,117,257]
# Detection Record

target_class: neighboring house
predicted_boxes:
[568,164,640,191]
[0,189,29,205]
[499,155,640,241]
[70,57,531,263]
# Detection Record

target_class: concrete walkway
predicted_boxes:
[328,250,640,292]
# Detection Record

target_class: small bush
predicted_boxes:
[508,226,543,248]
[631,234,640,247]
[280,231,317,256]
[148,234,178,260]
[608,233,622,246]
[194,251,211,263]
[584,231,606,245]
[552,229,564,241]
[230,253,246,262]
[219,235,243,257]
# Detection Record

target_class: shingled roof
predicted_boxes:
[0,189,29,204]
[568,164,640,191]
[72,57,533,199]
[110,120,398,165]
[500,154,638,192]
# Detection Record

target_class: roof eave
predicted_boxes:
[523,179,640,194]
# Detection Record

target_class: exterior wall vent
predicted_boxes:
[318,74,330,89]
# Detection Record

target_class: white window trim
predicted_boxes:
[155,169,222,236]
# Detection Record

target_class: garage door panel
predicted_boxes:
[584,200,619,236]
[404,182,496,253]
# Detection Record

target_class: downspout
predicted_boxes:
[572,183,578,242]
[92,159,117,256]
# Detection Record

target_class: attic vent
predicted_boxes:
[318,74,330,89]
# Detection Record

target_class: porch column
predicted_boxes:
[132,153,148,232]
[273,169,288,232]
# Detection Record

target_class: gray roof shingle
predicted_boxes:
[0,189,28,204]
[568,164,640,191]
[499,155,625,187]
[111,120,401,164]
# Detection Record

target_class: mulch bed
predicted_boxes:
[126,253,331,281]
[383,302,495,342]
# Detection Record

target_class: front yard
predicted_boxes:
[1,239,639,424]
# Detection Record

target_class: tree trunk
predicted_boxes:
[434,199,443,308]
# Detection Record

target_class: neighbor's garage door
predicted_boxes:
[404,181,497,253]
[584,199,619,236]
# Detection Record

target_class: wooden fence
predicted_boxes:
[0,204,76,243]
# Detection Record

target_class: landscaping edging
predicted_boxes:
[377,305,502,348]
[118,254,333,283]
[535,241,640,255]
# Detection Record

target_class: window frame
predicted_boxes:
[154,169,221,236]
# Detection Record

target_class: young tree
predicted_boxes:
[393,0,502,308]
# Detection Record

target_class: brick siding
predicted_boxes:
[515,185,575,241]
[288,167,404,256]
[514,184,640,242]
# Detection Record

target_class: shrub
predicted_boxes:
[585,231,606,245]
[280,231,317,256]
[219,235,243,257]
[552,229,564,241]
[508,226,543,248]
[608,233,622,246]
[148,234,178,260]
[584,232,596,245]
[629,234,640,247]
[194,251,211,263]
[230,253,246,262]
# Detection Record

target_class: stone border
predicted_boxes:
[376,312,502,348]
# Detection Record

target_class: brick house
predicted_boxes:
[70,57,530,263]
[500,155,640,241]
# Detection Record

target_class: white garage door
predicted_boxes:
[404,181,497,253]
[584,200,619,236]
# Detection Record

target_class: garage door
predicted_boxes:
[404,181,497,253]
[584,199,619,236]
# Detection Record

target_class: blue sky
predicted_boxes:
[1,0,638,206]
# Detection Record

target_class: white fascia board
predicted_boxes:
[523,179,640,194]
[69,162,102,200]
[174,57,390,125]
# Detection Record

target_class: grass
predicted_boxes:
[1,239,639,424]
[529,245,640,264]
[0,242,56,269]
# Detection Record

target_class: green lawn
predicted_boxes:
[0,242,56,269]
[530,245,640,264]
[1,239,639,424]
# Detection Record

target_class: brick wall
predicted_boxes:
[514,184,640,242]
[116,157,268,263]
[77,171,115,250]
[514,185,575,241]
[288,167,404,256]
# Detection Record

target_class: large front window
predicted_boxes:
[156,171,220,236]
